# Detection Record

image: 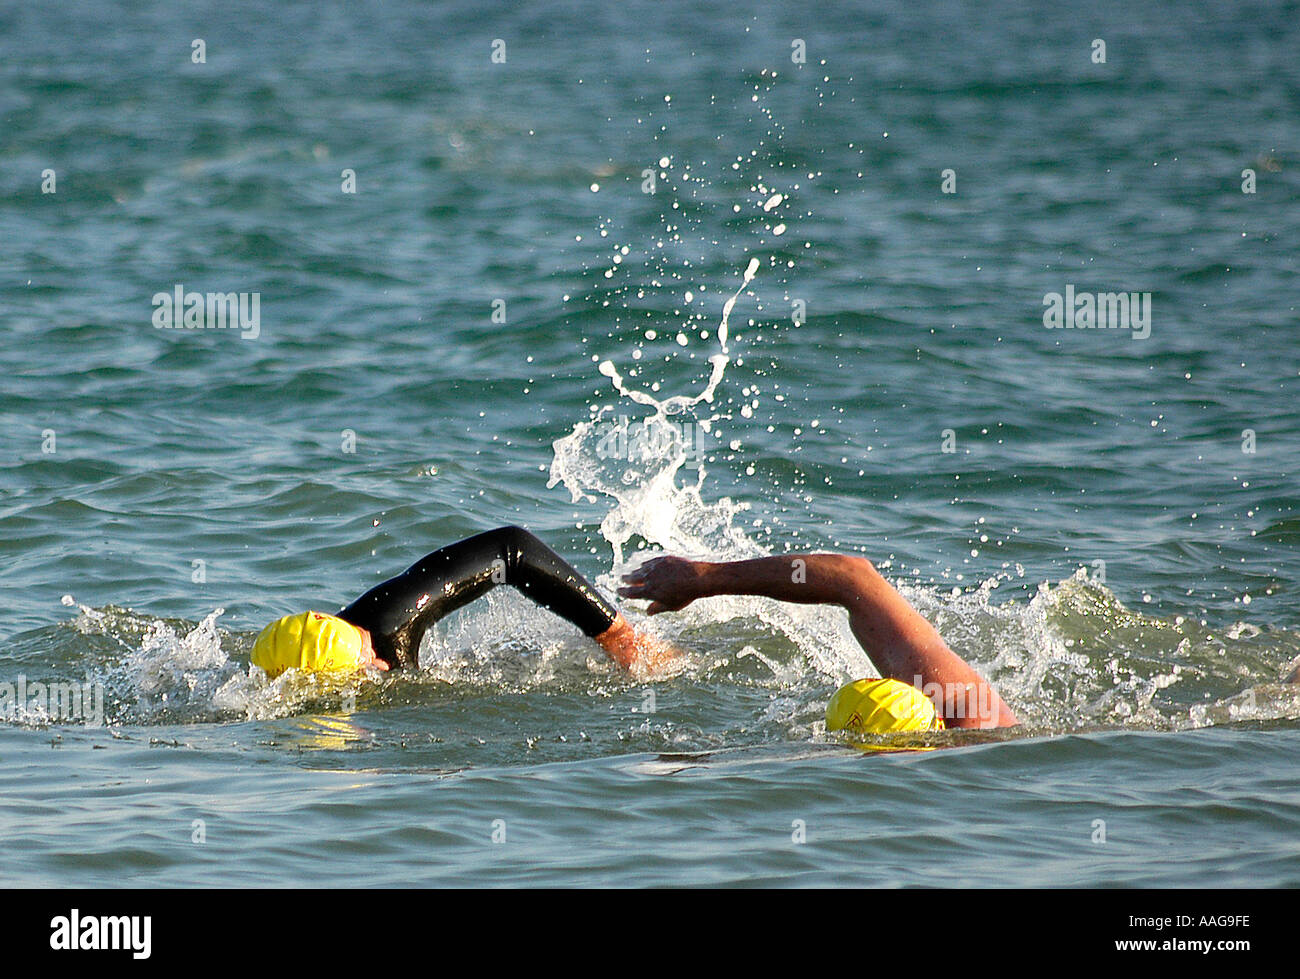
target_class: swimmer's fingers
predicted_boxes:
[620,557,670,584]
[617,566,660,598]
[619,556,699,613]
[617,584,691,614]
[621,555,696,585]
[617,580,682,608]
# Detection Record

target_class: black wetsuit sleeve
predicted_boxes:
[336,525,619,669]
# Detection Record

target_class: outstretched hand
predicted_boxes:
[617,556,703,615]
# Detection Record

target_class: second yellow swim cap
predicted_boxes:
[826,678,943,736]
[251,611,365,679]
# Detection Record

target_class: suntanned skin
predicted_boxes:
[619,553,1018,730]
[593,612,681,673]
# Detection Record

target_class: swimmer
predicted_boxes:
[619,552,1020,731]
[250,526,677,679]
[252,528,1012,734]
[251,525,1291,735]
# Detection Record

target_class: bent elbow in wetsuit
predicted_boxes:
[336,525,619,669]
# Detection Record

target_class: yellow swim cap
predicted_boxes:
[826,678,943,737]
[251,611,365,679]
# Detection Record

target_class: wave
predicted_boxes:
[10,254,1297,742]
[7,561,1298,738]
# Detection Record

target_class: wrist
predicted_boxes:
[596,612,630,643]
[690,560,718,600]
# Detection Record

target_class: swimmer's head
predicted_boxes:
[251,611,380,678]
[826,678,943,737]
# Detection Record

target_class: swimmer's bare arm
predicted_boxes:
[619,554,1018,729]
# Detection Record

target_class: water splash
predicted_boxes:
[27,597,380,726]
[545,259,1300,736]
[23,275,1300,737]
[549,257,763,567]
[19,562,1300,735]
